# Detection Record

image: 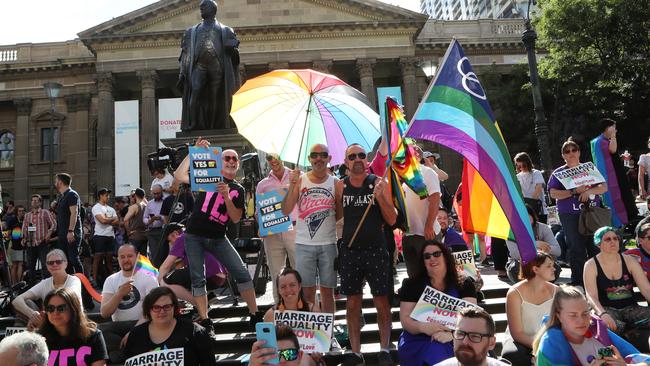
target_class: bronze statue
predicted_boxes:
[178,0,241,131]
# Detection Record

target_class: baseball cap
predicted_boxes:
[423,151,434,159]
[163,222,185,241]
[96,187,112,198]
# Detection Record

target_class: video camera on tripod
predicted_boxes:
[146,145,189,174]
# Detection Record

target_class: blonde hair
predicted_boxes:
[532,285,586,354]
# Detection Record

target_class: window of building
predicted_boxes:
[41,127,60,161]
[0,131,15,168]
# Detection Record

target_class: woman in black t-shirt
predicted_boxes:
[398,241,477,366]
[39,287,108,366]
[124,287,216,365]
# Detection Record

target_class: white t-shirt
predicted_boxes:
[516,169,548,214]
[434,356,510,366]
[640,154,650,185]
[102,270,158,322]
[570,337,607,366]
[26,275,82,304]
[295,174,337,245]
[91,202,116,237]
[151,172,174,198]
[404,165,441,236]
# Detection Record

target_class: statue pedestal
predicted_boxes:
[161,129,252,151]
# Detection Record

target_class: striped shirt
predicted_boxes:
[22,209,56,247]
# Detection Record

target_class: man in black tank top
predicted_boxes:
[335,144,397,363]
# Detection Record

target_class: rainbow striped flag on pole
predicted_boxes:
[135,254,159,278]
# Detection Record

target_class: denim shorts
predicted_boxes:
[295,243,337,288]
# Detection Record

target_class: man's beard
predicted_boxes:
[455,345,485,366]
[351,161,365,174]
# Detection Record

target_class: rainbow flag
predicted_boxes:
[405,40,536,263]
[135,254,159,278]
[591,134,628,227]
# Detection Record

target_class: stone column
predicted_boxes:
[13,98,31,206]
[312,60,333,74]
[356,58,377,111]
[400,57,419,120]
[95,72,114,193]
[65,94,91,202]
[138,70,158,191]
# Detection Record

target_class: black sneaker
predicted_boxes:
[199,318,215,336]
[377,350,394,366]
[342,352,365,366]
[249,310,264,327]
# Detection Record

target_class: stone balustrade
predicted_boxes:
[0,41,93,64]
[0,48,17,62]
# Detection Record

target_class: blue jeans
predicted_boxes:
[559,212,596,285]
[184,232,253,296]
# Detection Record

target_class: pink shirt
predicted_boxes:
[256,167,296,222]
[369,152,387,176]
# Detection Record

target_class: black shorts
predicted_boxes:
[92,236,116,254]
[164,267,223,290]
[338,243,391,296]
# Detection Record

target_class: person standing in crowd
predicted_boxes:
[91,188,118,286]
[150,167,174,198]
[282,145,338,313]
[112,197,128,248]
[502,251,557,365]
[54,173,84,274]
[39,287,108,366]
[124,188,148,255]
[514,152,548,223]
[422,151,449,182]
[143,185,165,262]
[12,249,82,330]
[638,136,650,200]
[437,208,468,252]
[257,152,296,305]
[626,223,650,279]
[0,331,49,366]
[124,287,216,365]
[7,205,25,284]
[160,180,193,225]
[174,139,261,332]
[336,143,397,365]
[434,307,509,366]
[23,194,56,283]
[402,146,442,279]
[99,244,158,363]
[548,138,607,286]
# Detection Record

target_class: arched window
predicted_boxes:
[0,131,15,168]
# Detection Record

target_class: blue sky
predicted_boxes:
[0,0,421,45]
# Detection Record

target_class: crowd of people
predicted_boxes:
[0,125,647,366]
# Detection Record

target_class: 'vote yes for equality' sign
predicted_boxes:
[124,348,184,366]
[189,146,222,192]
[256,189,291,237]
[410,286,480,328]
[274,310,334,353]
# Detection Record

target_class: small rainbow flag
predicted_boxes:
[135,254,159,278]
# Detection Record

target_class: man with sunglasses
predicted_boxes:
[434,307,508,366]
[256,153,296,304]
[336,143,397,365]
[174,138,261,332]
[249,325,303,366]
[282,144,339,314]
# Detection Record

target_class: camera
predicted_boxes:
[147,145,189,173]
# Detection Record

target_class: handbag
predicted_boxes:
[578,202,611,236]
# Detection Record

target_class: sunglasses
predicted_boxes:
[423,251,444,260]
[563,148,579,154]
[278,348,299,361]
[45,304,68,313]
[46,259,65,266]
[347,152,367,161]
[223,155,239,162]
[452,329,492,343]
[309,152,329,159]
[641,236,650,240]
[151,303,174,313]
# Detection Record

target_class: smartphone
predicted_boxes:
[597,346,614,359]
[255,322,279,365]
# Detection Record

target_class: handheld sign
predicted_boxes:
[410,286,480,328]
[256,189,291,237]
[552,162,605,190]
[4,327,26,337]
[274,310,334,353]
[189,146,222,192]
[124,348,184,366]
[452,250,478,280]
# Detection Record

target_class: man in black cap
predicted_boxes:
[91,188,119,284]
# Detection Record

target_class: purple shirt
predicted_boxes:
[548,164,602,215]
[170,234,226,278]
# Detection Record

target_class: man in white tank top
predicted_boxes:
[283,144,341,314]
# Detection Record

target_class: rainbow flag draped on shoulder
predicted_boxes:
[405,39,536,263]
[591,134,629,227]
[135,254,159,278]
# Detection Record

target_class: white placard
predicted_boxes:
[274,310,334,353]
[410,286,480,328]
[115,100,140,197]
[5,327,27,336]
[158,98,182,147]
[124,348,184,366]
[552,162,605,190]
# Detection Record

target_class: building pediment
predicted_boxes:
[31,110,66,123]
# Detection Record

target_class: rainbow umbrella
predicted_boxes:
[231,69,380,167]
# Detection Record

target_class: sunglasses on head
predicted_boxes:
[309,151,329,159]
[46,259,65,266]
[563,148,578,154]
[278,348,299,361]
[347,152,367,161]
[45,304,68,313]
[265,155,277,162]
[223,155,238,162]
[151,303,174,313]
[423,251,444,260]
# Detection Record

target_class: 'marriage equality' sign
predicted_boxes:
[274,310,334,353]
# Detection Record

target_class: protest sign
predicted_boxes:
[452,250,478,280]
[274,310,334,353]
[552,162,605,190]
[124,348,184,366]
[189,146,222,192]
[410,286,480,327]
[256,189,291,237]
[4,327,26,336]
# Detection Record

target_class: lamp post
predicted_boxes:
[43,82,62,203]
[521,0,552,174]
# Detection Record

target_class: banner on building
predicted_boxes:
[256,189,291,237]
[377,87,402,132]
[158,98,182,147]
[552,162,605,190]
[410,286,480,328]
[124,348,184,366]
[189,146,222,192]
[115,100,140,197]
[274,310,334,353]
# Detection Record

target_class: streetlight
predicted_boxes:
[43,82,62,203]
[521,0,552,175]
